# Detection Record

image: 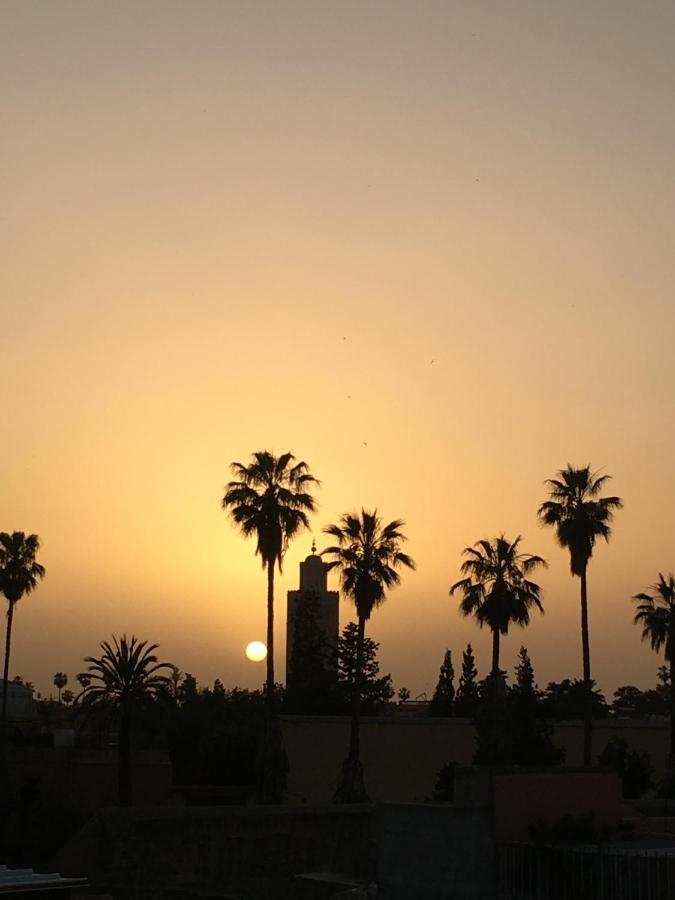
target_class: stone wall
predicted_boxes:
[282,715,669,804]
[55,805,375,899]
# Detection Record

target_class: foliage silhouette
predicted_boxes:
[451,535,546,676]
[322,509,414,803]
[0,532,45,741]
[633,573,675,760]
[597,737,653,799]
[455,644,480,717]
[336,622,393,715]
[538,464,622,766]
[53,672,67,704]
[222,450,317,802]
[428,650,455,717]
[542,678,608,721]
[78,635,173,806]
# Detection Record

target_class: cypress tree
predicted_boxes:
[429,649,455,717]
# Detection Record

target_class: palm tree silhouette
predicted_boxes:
[322,509,415,802]
[538,464,622,766]
[450,535,546,677]
[79,635,173,806]
[222,451,318,708]
[53,672,68,704]
[0,532,46,739]
[633,574,675,760]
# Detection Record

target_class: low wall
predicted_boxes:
[282,716,669,804]
[55,805,375,899]
[9,748,172,812]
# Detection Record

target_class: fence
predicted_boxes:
[498,842,675,900]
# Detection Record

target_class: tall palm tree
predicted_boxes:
[79,635,173,806]
[633,574,675,760]
[222,450,318,708]
[322,510,415,802]
[538,464,622,766]
[450,535,546,677]
[0,532,46,739]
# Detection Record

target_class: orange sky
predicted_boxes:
[2,1,675,699]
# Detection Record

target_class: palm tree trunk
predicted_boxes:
[580,567,592,768]
[118,704,132,807]
[491,629,500,677]
[349,616,366,762]
[266,559,275,710]
[670,655,675,764]
[1,603,15,741]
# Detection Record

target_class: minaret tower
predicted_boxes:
[286,541,339,683]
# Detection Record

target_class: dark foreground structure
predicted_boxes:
[47,768,675,899]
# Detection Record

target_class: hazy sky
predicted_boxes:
[3,1,675,699]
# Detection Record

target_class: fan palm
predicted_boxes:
[450,535,546,677]
[633,574,675,760]
[538,464,622,766]
[222,450,318,707]
[79,635,173,806]
[0,532,46,738]
[322,510,415,802]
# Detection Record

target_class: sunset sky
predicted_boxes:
[3,1,675,699]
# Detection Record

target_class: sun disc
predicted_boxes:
[245,640,267,662]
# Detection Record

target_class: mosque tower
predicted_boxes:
[286,541,339,684]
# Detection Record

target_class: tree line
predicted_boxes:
[2,451,675,806]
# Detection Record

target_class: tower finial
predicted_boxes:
[311,538,317,554]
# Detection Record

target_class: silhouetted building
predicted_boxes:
[0,679,34,720]
[286,542,339,683]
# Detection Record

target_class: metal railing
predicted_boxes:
[498,842,675,900]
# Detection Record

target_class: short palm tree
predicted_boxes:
[450,535,546,678]
[79,635,173,806]
[538,464,622,766]
[53,672,68,704]
[222,451,318,707]
[0,532,46,739]
[633,574,675,760]
[322,510,415,802]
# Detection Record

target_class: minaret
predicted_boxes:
[286,541,339,684]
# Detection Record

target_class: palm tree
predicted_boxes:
[633,574,675,760]
[538,464,622,766]
[0,532,46,739]
[79,635,173,806]
[222,451,318,708]
[53,672,68,704]
[450,535,546,678]
[322,509,415,802]
[76,672,91,692]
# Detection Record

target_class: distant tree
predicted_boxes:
[633,573,675,760]
[455,644,480,717]
[515,646,536,695]
[429,650,455,717]
[222,450,318,802]
[322,510,414,802]
[450,535,546,678]
[53,672,67,704]
[169,666,182,699]
[538,465,622,766]
[397,687,411,703]
[76,672,91,693]
[507,648,563,766]
[0,532,46,739]
[612,686,644,717]
[598,737,654,799]
[337,622,394,715]
[61,689,74,706]
[285,590,338,714]
[78,635,173,806]
[542,679,608,722]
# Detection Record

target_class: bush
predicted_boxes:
[597,737,654,799]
